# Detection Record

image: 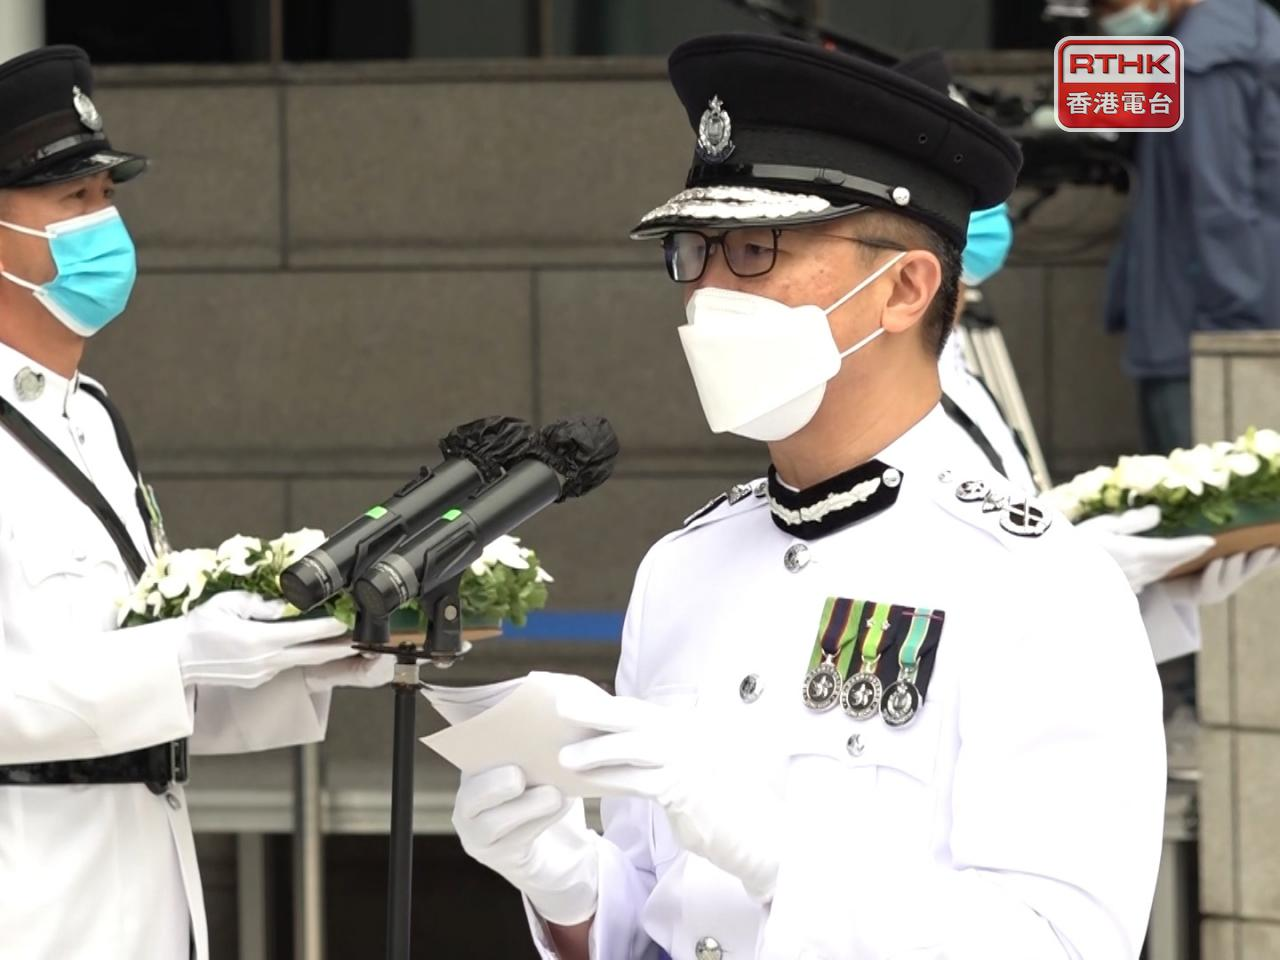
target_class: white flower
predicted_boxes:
[157,548,217,601]
[118,581,153,626]
[479,535,531,571]
[1070,465,1115,502]
[1224,451,1261,477]
[1112,455,1172,496]
[269,528,327,565]
[1043,483,1084,520]
[216,535,265,577]
[1244,428,1280,460]
[1166,445,1230,494]
[534,566,555,584]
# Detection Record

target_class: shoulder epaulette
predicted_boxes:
[679,478,769,532]
[928,467,1058,548]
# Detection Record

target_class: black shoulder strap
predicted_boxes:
[0,394,148,581]
[940,392,1009,480]
[79,381,158,552]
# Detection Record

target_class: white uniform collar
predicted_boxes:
[0,339,81,419]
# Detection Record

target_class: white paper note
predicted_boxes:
[420,671,617,797]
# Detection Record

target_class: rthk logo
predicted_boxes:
[1055,37,1184,132]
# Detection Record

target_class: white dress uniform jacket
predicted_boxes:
[0,342,337,960]
[529,406,1166,960]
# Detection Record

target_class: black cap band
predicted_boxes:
[0,130,106,184]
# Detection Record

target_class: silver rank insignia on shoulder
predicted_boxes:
[72,85,103,132]
[696,96,735,163]
[683,492,726,527]
[14,367,45,401]
[981,489,1009,514]
[1000,497,1052,537]
[726,481,754,505]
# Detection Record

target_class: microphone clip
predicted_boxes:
[420,574,471,669]
[349,571,471,678]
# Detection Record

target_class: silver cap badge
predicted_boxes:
[72,85,103,132]
[696,96,735,164]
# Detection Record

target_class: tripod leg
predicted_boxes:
[386,660,419,960]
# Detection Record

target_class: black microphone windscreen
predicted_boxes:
[537,416,620,500]
[438,416,538,483]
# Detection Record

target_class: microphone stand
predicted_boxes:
[352,573,470,960]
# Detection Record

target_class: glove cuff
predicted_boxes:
[524,837,601,926]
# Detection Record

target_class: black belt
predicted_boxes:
[0,739,189,793]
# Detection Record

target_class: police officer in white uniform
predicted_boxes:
[451,35,1166,960]
[0,47,388,959]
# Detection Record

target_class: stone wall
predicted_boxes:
[1194,332,1280,960]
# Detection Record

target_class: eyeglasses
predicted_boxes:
[662,228,782,283]
[661,228,907,283]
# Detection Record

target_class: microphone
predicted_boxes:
[279,416,537,611]
[351,416,619,619]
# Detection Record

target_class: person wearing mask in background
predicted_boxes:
[0,47,390,960]
[947,200,1280,771]
[1091,0,1280,454]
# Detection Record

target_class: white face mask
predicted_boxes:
[679,251,907,442]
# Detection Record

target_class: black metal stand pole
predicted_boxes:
[371,576,466,960]
[385,655,419,960]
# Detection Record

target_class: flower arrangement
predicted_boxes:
[1046,427,1280,534]
[119,529,553,630]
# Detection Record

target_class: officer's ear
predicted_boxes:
[880,249,941,338]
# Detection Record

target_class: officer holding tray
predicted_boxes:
[451,34,1167,960]
[0,47,387,959]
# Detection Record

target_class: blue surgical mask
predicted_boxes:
[961,203,1013,286]
[0,206,138,337]
[1098,1,1171,36]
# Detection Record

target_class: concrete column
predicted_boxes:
[0,1,43,62]
[1193,331,1280,959]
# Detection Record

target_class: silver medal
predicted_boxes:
[802,660,842,711]
[882,679,922,728]
[841,671,883,720]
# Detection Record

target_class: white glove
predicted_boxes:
[1076,506,1214,593]
[177,591,349,689]
[302,649,395,694]
[557,695,782,901]
[451,765,600,925]
[1185,547,1280,606]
